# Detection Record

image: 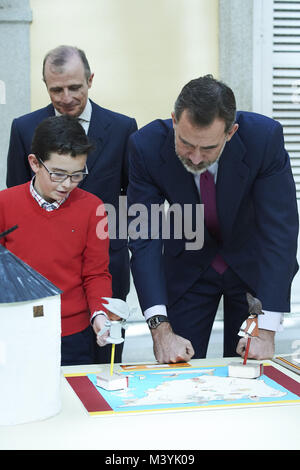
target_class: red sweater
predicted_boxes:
[0,183,112,336]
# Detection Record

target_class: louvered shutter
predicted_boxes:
[272,0,300,198]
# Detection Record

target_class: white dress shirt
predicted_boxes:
[55,99,92,134]
[144,161,284,332]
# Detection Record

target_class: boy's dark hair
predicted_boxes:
[174,74,236,133]
[31,115,93,162]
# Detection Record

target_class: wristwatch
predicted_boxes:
[147,315,169,329]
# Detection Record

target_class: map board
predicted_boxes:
[65,363,300,417]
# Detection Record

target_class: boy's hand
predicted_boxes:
[92,314,110,346]
[92,312,122,347]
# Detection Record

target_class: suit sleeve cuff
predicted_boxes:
[258,310,284,332]
[144,307,284,331]
[144,305,167,321]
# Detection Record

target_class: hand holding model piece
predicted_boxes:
[236,293,275,361]
[95,297,131,390]
[239,292,263,363]
[95,297,130,346]
[228,293,266,379]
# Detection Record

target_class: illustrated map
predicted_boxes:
[65,364,300,416]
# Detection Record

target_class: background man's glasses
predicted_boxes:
[38,157,88,183]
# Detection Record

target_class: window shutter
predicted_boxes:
[272,1,300,198]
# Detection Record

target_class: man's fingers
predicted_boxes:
[164,341,195,364]
[175,343,195,363]
[152,324,195,364]
[186,343,195,357]
[236,338,247,357]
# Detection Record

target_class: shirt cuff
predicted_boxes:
[144,305,167,321]
[258,310,284,332]
[144,307,284,332]
[90,310,108,324]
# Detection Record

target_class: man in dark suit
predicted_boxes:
[6,45,137,363]
[127,75,299,363]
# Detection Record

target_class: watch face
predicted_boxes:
[148,317,158,328]
[148,316,168,329]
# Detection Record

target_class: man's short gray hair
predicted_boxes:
[43,45,91,83]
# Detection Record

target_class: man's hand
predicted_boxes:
[236,329,275,360]
[150,321,195,363]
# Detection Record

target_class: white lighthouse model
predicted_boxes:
[0,228,62,425]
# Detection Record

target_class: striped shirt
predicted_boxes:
[30,177,69,211]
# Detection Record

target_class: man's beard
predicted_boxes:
[176,154,211,175]
[175,139,227,176]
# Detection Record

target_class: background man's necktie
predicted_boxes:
[200,170,228,274]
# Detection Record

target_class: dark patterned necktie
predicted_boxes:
[200,170,228,274]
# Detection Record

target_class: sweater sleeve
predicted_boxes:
[82,200,112,317]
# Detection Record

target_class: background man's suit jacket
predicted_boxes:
[6,100,137,300]
[127,111,299,313]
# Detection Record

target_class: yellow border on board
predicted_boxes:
[64,372,88,377]
[88,398,300,416]
[64,363,272,377]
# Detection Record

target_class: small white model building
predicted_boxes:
[96,371,129,391]
[228,362,264,379]
[0,243,62,425]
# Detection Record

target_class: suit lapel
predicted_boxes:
[216,132,249,241]
[86,101,112,172]
[45,104,55,117]
[45,101,110,176]
[47,101,110,172]
[160,127,200,205]
[160,125,250,244]
[159,127,208,244]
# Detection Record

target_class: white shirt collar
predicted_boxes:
[206,160,219,178]
[193,160,219,193]
[78,98,92,124]
[54,99,92,133]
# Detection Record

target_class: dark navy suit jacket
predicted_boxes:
[6,100,137,299]
[127,111,299,313]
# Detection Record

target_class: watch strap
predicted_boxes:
[147,315,169,329]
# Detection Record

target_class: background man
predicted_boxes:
[127,75,299,363]
[6,45,137,363]
[1,115,115,365]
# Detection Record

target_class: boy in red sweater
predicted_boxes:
[0,115,115,365]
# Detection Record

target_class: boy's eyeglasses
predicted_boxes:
[38,158,88,183]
